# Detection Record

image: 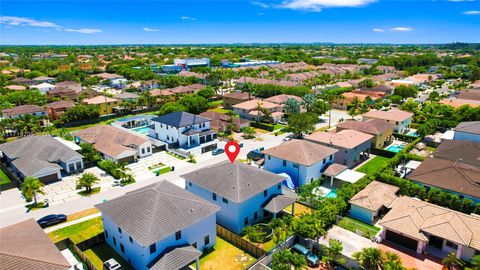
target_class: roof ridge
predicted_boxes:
[451,213,473,245]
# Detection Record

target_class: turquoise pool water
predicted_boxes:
[407,131,419,137]
[386,144,406,153]
[132,126,150,135]
[325,189,337,198]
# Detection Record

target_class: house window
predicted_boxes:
[113,237,117,246]
[76,162,82,170]
[282,160,287,167]
[264,190,268,197]
[149,244,156,254]
[396,121,399,125]
[105,230,109,239]
[293,163,299,168]
[129,236,133,243]
[142,148,145,154]
[204,235,210,245]
[118,227,122,234]
[446,241,458,249]
[254,212,258,220]
[343,159,347,165]
[323,158,326,164]
[147,147,151,152]
[192,242,197,249]
[277,183,281,190]
[189,181,192,187]
[69,163,75,171]
[166,126,169,130]
[222,197,228,204]
[120,244,125,253]
[175,230,182,240]
[244,217,249,225]
[344,150,348,154]
[267,155,271,160]
[167,135,169,140]
[330,155,333,160]
[212,193,217,201]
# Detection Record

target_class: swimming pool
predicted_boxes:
[132,126,150,135]
[407,131,419,137]
[325,189,337,198]
[386,144,406,153]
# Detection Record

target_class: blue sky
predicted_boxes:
[1,0,479,45]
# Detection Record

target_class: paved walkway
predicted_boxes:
[44,212,102,233]
[379,242,443,270]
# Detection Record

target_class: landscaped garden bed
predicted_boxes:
[337,216,381,239]
[192,237,254,270]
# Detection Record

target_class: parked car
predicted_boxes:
[103,258,122,270]
[291,244,320,267]
[212,148,225,155]
[37,214,67,228]
[247,149,264,161]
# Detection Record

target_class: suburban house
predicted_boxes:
[0,136,84,183]
[93,73,127,89]
[151,112,217,152]
[46,100,75,120]
[453,121,480,142]
[432,140,480,167]
[305,130,373,168]
[222,92,255,109]
[440,98,480,109]
[263,94,303,105]
[182,161,290,234]
[47,87,82,100]
[1,104,47,119]
[55,81,82,92]
[150,89,175,99]
[409,158,480,202]
[199,111,250,132]
[333,91,384,110]
[379,196,480,262]
[73,125,152,163]
[12,77,36,85]
[82,95,120,115]
[262,139,338,187]
[232,99,283,122]
[96,181,219,270]
[348,181,399,224]
[114,92,139,102]
[33,76,56,83]
[362,109,413,134]
[0,219,70,270]
[336,119,394,148]
[31,82,56,93]
[167,84,205,95]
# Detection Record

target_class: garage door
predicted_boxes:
[385,230,418,251]
[38,173,59,184]
[117,155,135,164]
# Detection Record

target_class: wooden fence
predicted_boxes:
[54,233,105,270]
[216,225,267,258]
[245,235,296,270]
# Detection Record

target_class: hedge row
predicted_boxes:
[250,122,275,132]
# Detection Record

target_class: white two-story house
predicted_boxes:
[362,109,413,134]
[96,181,220,270]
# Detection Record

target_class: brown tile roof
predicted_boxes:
[1,104,45,116]
[379,196,480,249]
[232,99,281,110]
[454,121,480,135]
[168,84,205,94]
[349,181,399,211]
[362,109,413,122]
[336,119,394,135]
[199,111,249,131]
[150,89,174,97]
[322,163,347,177]
[433,140,480,167]
[439,98,480,108]
[223,92,252,100]
[458,89,480,101]
[408,157,480,199]
[0,219,70,270]
[82,95,119,105]
[262,139,338,166]
[264,94,303,104]
[93,72,123,80]
[5,85,26,91]
[46,100,75,110]
[236,76,298,87]
[305,129,373,149]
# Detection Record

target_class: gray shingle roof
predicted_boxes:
[433,140,480,167]
[95,180,220,247]
[149,246,201,270]
[182,161,285,203]
[263,194,296,214]
[152,112,210,128]
[0,136,82,176]
[454,121,480,135]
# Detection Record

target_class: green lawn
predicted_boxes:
[0,168,11,185]
[272,123,285,131]
[337,216,381,239]
[356,156,391,176]
[78,187,101,197]
[48,216,103,243]
[194,238,255,270]
[166,151,186,160]
[84,243,134,270]
[153,166,172,175]
[208,107,232,114]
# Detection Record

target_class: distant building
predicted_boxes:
[31,82,56,93]
[46,100,75,120]
[1,104,46,119]
[182,161,291,234]
[81,96,120,115]
[96,181,219,270]
[453,121,480,142]
[336,119,394,148]
[361,109,413,134]
[33,76,56,83]
[232,99,283,122]
[199,111,249,132]
[174,58,210,71]
[222,92,255,109]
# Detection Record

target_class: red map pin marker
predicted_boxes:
[225,141,240,163]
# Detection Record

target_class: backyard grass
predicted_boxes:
[67,208,100,222]
[78,187,101,197]
[283,202,312,217]
[356,156,391,176]
[272,123,285,131]
[426,146,436,153]
[48,216,103,243]
[84,243,134,270]
[194,238,255,270]
[0,168,11,185]
[337,216,381,239]
[208,107,232,114]
[243,236,277,252]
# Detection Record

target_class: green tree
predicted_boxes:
[287,112,317,138]
[347,97,368,118]
[471,254,480,270]
[442,252,464,270]
[321,239,346,267]
[157,102,187,115]
[21,176,45,205]
[284,98,301,115]
[80,143,100,162]
[76,172,99,193]
[353,247,384,270]
[428,91,440,102]
[394,85,418,99]
[292,213,325,240]
[241,126,256,139]
[13,114,43,135]
[179,95,209,114]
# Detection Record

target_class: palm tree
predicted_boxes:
[115,162,132,182]
[187,153,196,163]
[21,176,45,205]
[471,255,480,270]
[289,252,308,270]
[76,172,99,193]
[442,252,464,270]
[353,247,384,270]
[382,252,405,270]
[14,114,42,135]
[321,239,346,268]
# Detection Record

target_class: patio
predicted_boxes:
[379,241,443,270]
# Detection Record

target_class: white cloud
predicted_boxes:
[277,0,376,12]
[448,0,474,2]
[181,16,197,21]
[372,28,384,32]
[390,27,413,32]
[463,10,480,15]
[0,16,60,28]
[252,1,270,8]
[143,27,160,32]
[258,12,265,16]
[65,28,102,34]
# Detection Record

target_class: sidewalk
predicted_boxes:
[44,212,102,233]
